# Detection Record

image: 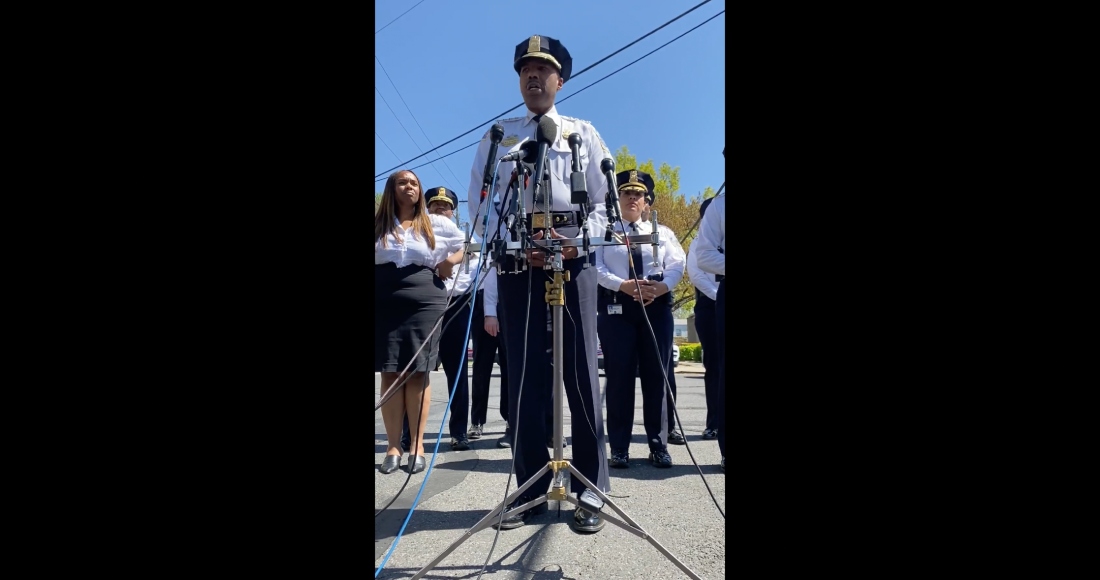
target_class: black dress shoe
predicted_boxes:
[497,432,513,448]
[546,437,569,449]
[609,450,629,468]
[451,437,470,451]
[492,501,547,530]
[570,508,605,533]
[468,424,483,440]
[701,429,718,440]
[407,455,426,473]
[649,446,673,468]
[379,455,401,474]
[668,430,686,445]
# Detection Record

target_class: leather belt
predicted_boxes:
[527,211,581,230]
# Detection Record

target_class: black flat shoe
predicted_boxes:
[497,432,513,448]
[649,447,673,468]
[451,437,470,451]
[701,429,718,440]
[570,508,605,534]
[609,450,629,468]
[668,430,686,445]
[379,455,401,474]
[407,455,426,474]
[492,501,547,530]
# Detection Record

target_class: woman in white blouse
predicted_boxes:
[374,169,466,474]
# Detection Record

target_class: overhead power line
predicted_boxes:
[375,0,428,34]
[376,55,467,195]
[375,7,726,183]
[374,0,716,179]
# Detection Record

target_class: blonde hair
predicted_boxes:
[375,169,436,250]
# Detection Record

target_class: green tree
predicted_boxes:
[375,192,383,212]
[611,146,718,313]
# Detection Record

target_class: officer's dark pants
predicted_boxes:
[715,279,726,458]
[403,293,471,444]
[598,289,672,451]
[665,357,679,434]
[499,258,610,502]
[694,292,720,432]
[470,289,509,427]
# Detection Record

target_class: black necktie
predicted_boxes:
[629,222,644,279]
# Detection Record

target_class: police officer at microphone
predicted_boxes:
[595,169,686,469]
[466,34,612,533]
[692,170,725,472]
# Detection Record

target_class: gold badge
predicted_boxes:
[528,36,540,54]
[501,135,519,147]
[629,170,639,183]
[561,129,571,140]
[437,187,446,196]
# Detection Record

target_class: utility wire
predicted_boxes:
[375,132,402,164]
[375,86,455,191]
[374,0,717,179]
[375,0,427,34]
[374,7,725,183]
[376,55,468,205]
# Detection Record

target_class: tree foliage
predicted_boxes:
[611,146,718,314]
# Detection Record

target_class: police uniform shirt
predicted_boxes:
[374,214,466,268]
[442,235,490,296]
[466,105,611,254]
[482,264,500,318]
[595,220,686,293]
[687,244,719,301]
[693,194,725,277]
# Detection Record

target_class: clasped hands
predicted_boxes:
[620,278,669,307]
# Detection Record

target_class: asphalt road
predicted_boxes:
[375,362,725,579]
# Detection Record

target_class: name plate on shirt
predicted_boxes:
[607,304,623,315]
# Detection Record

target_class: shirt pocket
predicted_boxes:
[549,140,577,185]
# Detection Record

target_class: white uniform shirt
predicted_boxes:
[482,265,500,318]
[687,243,719,301]
[443,247,491,296]
[466,106,611,255]
[374,214,466,268]
[693,194,725,277]
[595,220,686,293]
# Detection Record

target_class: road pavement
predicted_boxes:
[375,362,724,579]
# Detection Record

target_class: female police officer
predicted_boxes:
[595,169,686,468]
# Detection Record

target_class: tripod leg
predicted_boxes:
[563,466,704,580]
[408,465,552,580]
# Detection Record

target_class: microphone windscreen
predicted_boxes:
[490,123,505,143]
[536,116,557,144]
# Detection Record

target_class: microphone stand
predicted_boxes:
[410,163,702,580]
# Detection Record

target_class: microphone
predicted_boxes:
[600,158,620,242]
[499,140,538,163]
[567,133,586,205]
[531,116,557,208]
[650,209,660,267]
[480,124,505,201]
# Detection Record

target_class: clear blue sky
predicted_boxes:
[374,0,726,226]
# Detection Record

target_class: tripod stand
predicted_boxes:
[409,235,704,580]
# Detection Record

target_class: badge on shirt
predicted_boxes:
[607,304,623,315]
[502,135,520,147]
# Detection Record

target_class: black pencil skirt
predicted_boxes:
[374,263,447,373]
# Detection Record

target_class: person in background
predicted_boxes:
[595,169,686,469]
[687,197,720,441]
[374,170,465,475]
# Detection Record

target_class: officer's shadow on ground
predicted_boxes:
[377,510,580,580]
